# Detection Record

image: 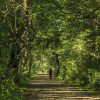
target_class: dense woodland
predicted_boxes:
[0,0,100,99]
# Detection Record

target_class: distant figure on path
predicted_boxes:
[49,68,52,79]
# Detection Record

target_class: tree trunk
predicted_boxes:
[5,0,29,83]
[20,0,29,69]
[28,48,32,77]
[55,53,60,76]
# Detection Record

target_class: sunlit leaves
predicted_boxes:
[0,0,100,93]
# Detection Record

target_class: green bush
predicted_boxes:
[0,77,24,100]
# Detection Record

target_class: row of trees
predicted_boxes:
[0,0,100,99]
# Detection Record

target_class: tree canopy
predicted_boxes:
[0,0,100,99]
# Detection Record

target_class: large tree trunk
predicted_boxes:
[20,0,29,70]
[5,0,29,83]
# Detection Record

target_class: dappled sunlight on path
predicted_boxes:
[25,75,100,100]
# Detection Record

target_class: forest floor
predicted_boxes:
[25,75,100,100]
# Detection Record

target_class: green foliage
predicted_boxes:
[19,71,31,87]
[0,1,100,98]
[0,77,24,100]
[30,0,100,90]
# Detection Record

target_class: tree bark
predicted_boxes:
[55,53,60,76]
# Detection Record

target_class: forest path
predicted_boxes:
[25,75,100,100]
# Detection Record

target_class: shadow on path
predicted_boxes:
[25,75,100,100]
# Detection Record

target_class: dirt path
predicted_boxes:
[25,75,100,100]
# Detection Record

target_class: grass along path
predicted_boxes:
[25,75,100,100]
